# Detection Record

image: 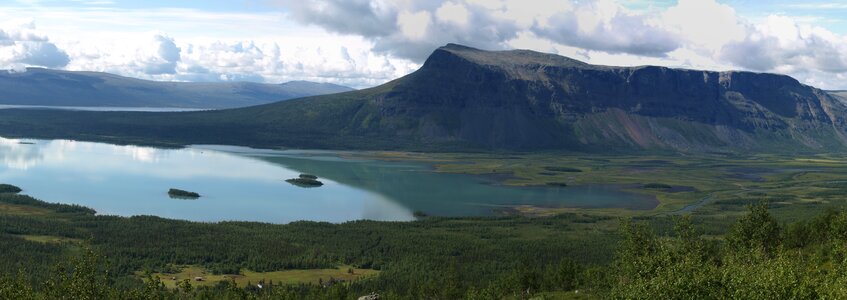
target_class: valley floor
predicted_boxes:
[367,151,847,222]
[2,152,847,299]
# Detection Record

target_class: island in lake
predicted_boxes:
[0,184,22,194]
[168,188,200,199]
[285,174,324,188]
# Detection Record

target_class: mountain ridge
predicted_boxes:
[0,68,354,109]
[0,44,844,153]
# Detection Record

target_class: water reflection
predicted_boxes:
[0,138,44,170]
[0,137,415,223]
[0,138,654,223]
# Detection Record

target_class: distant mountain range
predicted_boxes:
[0,68,353,109]
[1,44,846,153]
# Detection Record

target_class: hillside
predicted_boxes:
[0,44,845,153]
[831,91,847,103]
[0,68,353,109]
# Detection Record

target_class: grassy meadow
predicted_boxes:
[141,265,379,289]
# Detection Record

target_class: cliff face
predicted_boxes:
[347,44,847,151]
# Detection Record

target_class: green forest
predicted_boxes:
[2,190,847,299]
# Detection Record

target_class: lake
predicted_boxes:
[0,138,655,223]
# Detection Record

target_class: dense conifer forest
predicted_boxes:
[2,191,847,299]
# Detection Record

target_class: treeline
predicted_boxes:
[4,191,847,298]
[0,193,619,298]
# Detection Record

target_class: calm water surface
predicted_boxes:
[0,138,655,223]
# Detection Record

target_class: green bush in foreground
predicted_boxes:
[609,203,847,299]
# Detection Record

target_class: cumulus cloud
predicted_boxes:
[0,20,69,69]
[397,10,432,41]
[1,8,420,88]
[661,0,746,52]
[721,16,847,73]
[275,0,847,89]
[532,0,680,57]
[60,32,183,78]
[280,0,398,38]
[436,2,470,27]
[276,0,685,60]
[5,0,847,90]
[139,34,181,75]
[61,33,417,88]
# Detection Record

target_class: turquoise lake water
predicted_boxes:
[0,138,655,223]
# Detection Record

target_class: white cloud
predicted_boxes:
[436,2,470,27]
[661,0,746,52]
[139,34,181,75]
[272,0,847,89]
[532,0,681,57]
[58,31,418,88]
[719,15,847,87]
[397,10,432,40]
[0,20,69,69]
[275,0,681,59]
[0,7,420,88]
[3,0,847,90]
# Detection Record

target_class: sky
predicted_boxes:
[1,0,846,90]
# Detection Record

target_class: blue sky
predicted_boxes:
[14,0,266,11]
[13,0,847,34]
[34,0,847,29]
[618,0,847,34]
[1,0,847,89]
[725,0,847,33]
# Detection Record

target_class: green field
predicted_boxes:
[19,234,83,244]
[0,203,52,216]
[142,265,379,289]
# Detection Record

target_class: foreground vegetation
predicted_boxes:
[2,186,847,298]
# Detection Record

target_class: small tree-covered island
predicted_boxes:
[0,184,22,194]
[285,174,324,188]
[168,188,201,199]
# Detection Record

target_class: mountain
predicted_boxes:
[0,44,846,153]
[0,68,353,109]
[831,91,847,103]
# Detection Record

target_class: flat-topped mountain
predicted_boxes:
[362,43,847,151]
[0,44,845,153]
[0,68,353,109]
